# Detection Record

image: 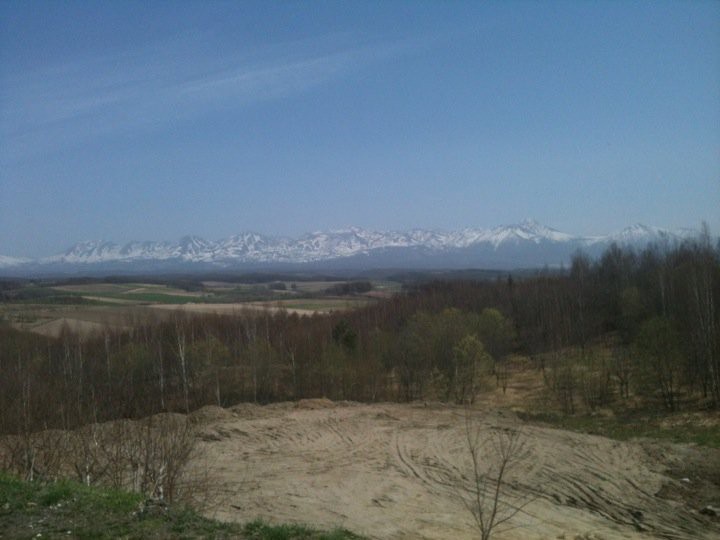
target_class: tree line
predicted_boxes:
[1,230,718,438]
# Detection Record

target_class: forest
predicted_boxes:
[0,230,718,440]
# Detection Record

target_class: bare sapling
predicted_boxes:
[460,413,534,540]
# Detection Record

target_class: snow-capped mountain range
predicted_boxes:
[0,221,700,274]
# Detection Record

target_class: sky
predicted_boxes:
[1,0,719,258]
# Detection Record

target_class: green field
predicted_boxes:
[518,410,720,448]
[54,283,210,303]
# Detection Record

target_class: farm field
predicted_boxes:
[54,283,200,295]
[0,278,390,337]
[0,304,146,337]
[248,297,375,312]
[147,302,318,317]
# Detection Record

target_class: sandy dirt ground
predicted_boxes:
[187,401,720,540]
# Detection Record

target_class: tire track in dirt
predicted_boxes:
[192,402,719,540]
[520,425,711,539]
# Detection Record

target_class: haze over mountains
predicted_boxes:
[0,220,699,275]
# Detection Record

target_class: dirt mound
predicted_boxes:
[191,402,720,539]
[294,398,335,409]
[226,402,296,419]
[189,405,236,424]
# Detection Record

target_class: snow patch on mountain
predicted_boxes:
[0,255,32,268]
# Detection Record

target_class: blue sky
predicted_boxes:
[1,0,718,257]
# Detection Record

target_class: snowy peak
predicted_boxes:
[515,219,575,242]
[610,223,668,242]
[45,240,121,264]
[176,236,214,262]
[445,220,573,248]
[485,220,574,246]
[216,232,272,259]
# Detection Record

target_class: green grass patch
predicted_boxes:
[519,410,720,448]
[0,472,239,538]
[243,520,364,540]
[87,291,203,304]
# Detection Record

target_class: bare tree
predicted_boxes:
[174,317,190,413]
[461,415,532,540]
[66,414,197,502]
[689,224,719,405]
[545,354,577,414]
[612,345,632,400]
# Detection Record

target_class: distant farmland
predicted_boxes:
[1,278,390,337]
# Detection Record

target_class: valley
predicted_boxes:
[2,3,717,538]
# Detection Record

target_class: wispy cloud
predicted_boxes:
[0,34,415,161]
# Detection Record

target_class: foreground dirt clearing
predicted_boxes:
[192,402,719,540]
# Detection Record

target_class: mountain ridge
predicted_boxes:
[0,221,700,273]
